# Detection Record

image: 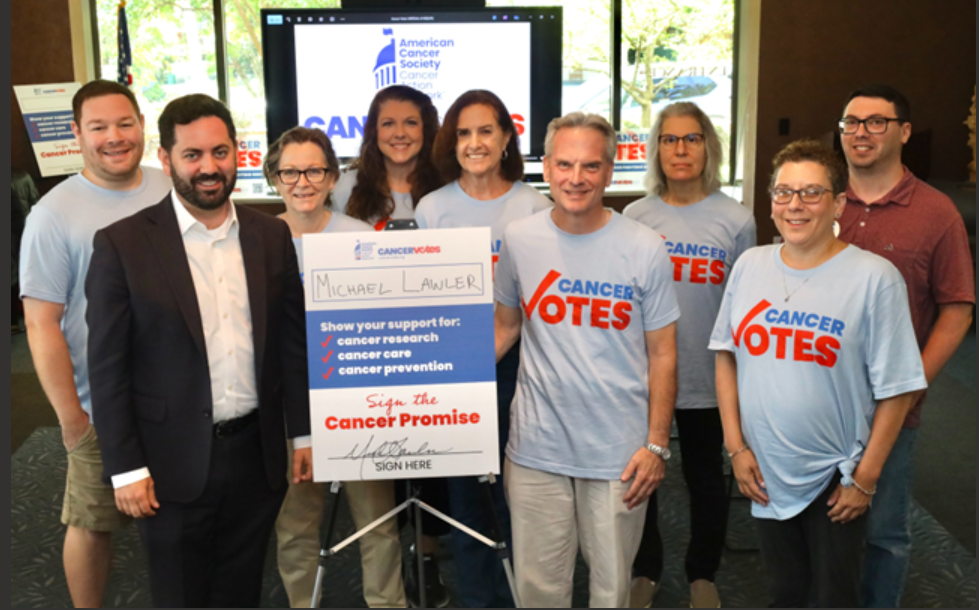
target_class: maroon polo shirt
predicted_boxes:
[839,167,976,429]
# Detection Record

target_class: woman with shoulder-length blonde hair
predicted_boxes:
[623,102,756,608]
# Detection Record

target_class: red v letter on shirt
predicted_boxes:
[733,300,772,347]
[522,270,562,319]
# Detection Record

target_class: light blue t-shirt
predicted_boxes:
[291,211,374,272]
[332,168,414,230]
[415,181,552,276]
[495,210,681,480]
[19,167,172,419]
[624,192,756,410]
[709,245,928,520]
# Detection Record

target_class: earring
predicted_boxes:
[502,150,509,161]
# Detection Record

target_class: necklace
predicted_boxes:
[780,266,813,302]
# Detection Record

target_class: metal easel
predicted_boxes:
[310,475,520,608]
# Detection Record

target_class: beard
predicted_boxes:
[172,170,237,211]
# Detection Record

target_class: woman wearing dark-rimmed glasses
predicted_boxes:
[709,139,926,607]
[263,127,407,610]
[623,102,756,609]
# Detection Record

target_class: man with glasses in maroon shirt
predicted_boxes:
[838,84,975,608]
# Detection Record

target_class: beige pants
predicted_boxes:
[504,459,648,608]
[276,449,405,608]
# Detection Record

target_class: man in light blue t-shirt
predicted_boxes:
[19,81,171,608]
[494,113,680,608]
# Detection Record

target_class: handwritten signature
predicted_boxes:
[337,435,455,478]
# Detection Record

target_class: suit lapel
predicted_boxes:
[239,206,268,382]
[146,197,207,356]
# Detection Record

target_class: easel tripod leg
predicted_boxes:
[414,494,428,609]
[310,484,345,608]
[479,475,522,609]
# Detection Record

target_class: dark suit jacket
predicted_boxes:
[86,195,310,504]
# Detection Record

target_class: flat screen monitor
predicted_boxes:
[262,7,563,160]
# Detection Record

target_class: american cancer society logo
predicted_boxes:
[374,28,397,90]
[355,240,377,261]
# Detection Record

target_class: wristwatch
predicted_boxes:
[645,442,672,461]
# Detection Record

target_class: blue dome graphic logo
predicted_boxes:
[374,29,397,89]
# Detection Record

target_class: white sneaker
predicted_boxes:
[629,577,660,608]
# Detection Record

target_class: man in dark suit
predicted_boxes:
[86,94,313,608]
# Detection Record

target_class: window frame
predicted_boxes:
[91,0,741,184]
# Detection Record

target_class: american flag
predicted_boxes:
[117,1,132,86]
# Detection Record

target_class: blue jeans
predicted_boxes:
[863,428,917,608]
[446,345,518,608]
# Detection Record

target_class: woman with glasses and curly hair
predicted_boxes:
[623,102,756,609]
[710,140,926,607]
[333,85,442,231]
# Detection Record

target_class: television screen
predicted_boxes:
[262,7,563,160]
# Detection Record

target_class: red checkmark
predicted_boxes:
[321,335,333,349]
[521,270,562,319]
[321,351,333,364]
[322,367,334,381]
[733,300,772,348]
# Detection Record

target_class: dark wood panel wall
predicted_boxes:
[12,0,77,195]
[752,0,977,245]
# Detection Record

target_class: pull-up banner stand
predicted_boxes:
[304,227,499,482]
[14,83,83,178]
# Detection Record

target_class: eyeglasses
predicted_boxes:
[770,186,833,205]
[838,117,903,135]
[658,133,705,149]
[276,168,331,185]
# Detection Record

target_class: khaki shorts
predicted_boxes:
[61,425,133,532]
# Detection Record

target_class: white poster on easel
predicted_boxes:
[303,228,499,483]
[13,83,83,177]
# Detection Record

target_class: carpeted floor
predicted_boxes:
[10,426,976,608]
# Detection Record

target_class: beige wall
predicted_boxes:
[751,0,977,245]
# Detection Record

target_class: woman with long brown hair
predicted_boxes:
[415,90,550,608]
[333,85,441,231]
[334,85,452,607]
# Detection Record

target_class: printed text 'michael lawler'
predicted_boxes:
[311,264,486,303]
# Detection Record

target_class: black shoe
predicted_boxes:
[404,546,451,608]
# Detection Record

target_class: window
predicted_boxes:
[489,0,612,121]
[95,0,736,186]
[225,1,341,147]
[620,0,735,179]
[96,0,219,166]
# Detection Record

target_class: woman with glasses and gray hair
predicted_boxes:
[264,127,407,610]
[623,102,755,608]
[709,139,926,607]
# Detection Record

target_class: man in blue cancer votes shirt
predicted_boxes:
[493,112,681,608]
